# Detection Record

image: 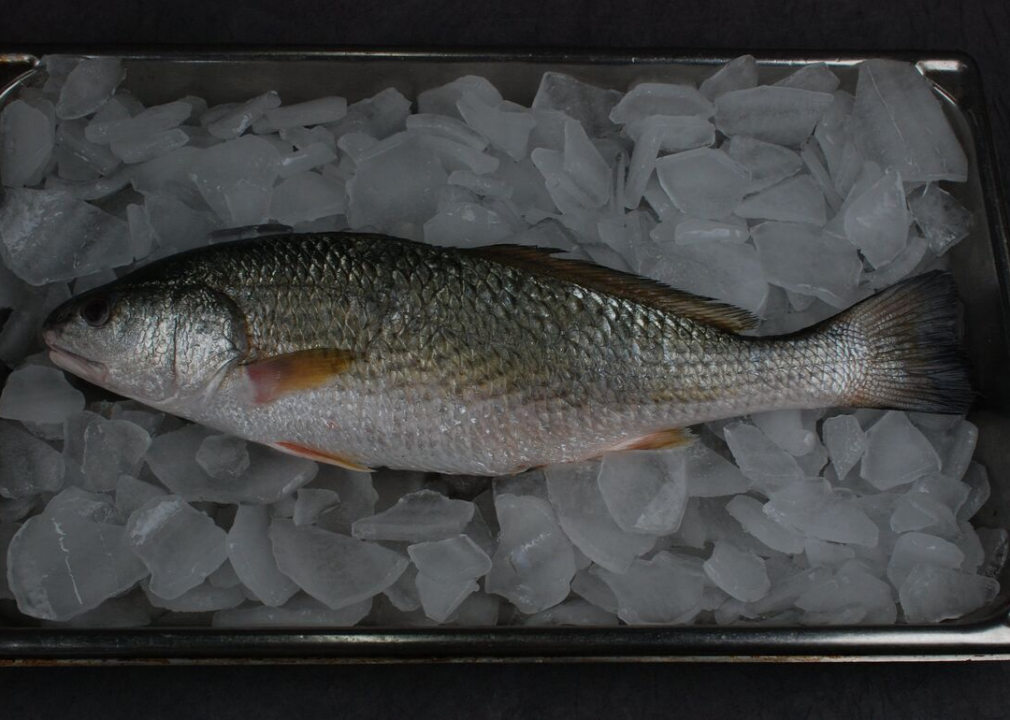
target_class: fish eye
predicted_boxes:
[80,297,112,327]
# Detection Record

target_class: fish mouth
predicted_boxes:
[43,331,108,384]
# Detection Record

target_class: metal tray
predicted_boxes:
[0,48,1008,664]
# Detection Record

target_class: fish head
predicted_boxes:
[43,281,248,407]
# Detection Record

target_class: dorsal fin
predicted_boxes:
[465,244,759,333]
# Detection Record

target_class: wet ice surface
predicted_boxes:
[0,55,997,628]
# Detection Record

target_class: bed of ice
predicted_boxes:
[0,55,1002,629]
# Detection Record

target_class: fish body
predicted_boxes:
[43,232,970,475]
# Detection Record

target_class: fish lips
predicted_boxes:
[43,329,109,385]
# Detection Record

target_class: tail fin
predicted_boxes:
[831,271,972,414]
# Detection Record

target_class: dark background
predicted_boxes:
[2,0,1010,717]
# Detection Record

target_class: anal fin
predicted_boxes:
[273,441,373,472]
[604,428,695,453]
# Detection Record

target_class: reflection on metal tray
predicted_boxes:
[0,48,1008,664]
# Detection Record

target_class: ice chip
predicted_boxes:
[310,466,378,535]
[85,100,191,145]
[563,120,611,207]
[407,113,489,150]
[699,55,759,101]
[907,183,973,256]
[524,599,620,627]
[750,410,817,457]
[269,519,407,610]
[764,479,879,547]
[80,418,151,492]
[195,434,251,480]
[423,201,515,248]
[842,169,909,268]
[726,495,805,554]
[56,57,124,120]
[277,142,338,178]
[610,83,714,125]
[351,489,474,542]
[207,91,281,140]
[189,135,281,226]
[890,493,959,537]
[723,136,803,194]
[886,532,964,589]
[899,564,998,623]
[226,506,299,606]
[0,421,65,499]
[796,561,893,614]
[545,462,656,573]
[125,495,225,600]
[213,594,372,628]
[407,535,491,583]
[457,92,536,161]
[1,100,55,188]
[419,76,503,121]
[531,72,621,137]
[293,488,341,527]
[958,463,991,522]
[593,552,705,624]
[655,148,750,220]
[715,87,834,146]
[414,572,478,623]
[822,414,867,480]
[804,538,856,567]
[597,450,688,535]
[704,541,771,602]
[774,64,841,94]
[723,422,804,493]
[860,411,940,490]
[251,97,348,133]
[852,59,967,183]
[0,366,85,425]
[113,475,165,519]
[623,116,715,208]
[683,442,749,497]
[145,580,244,612]
[270,172,346,226]
[736,175,827,226]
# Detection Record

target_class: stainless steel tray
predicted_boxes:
[0,48,1008,664]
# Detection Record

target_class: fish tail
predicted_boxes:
[829,271,972,414]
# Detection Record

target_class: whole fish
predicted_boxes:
[42,232,970,475]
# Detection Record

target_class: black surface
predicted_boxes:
[2,0,1010,716]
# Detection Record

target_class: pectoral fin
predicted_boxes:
[245,348,359,404]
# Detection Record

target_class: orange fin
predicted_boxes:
[273,441,373,472]
[605,428,695,452]
[245,348,358,404]
[466,244,758,333]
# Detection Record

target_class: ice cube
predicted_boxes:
[592,551,705,624]
[886,532,964,589]
[774,64,841,94]
[682,442,749,497]
[146,579,245,612]
[610,83,713,125]
[293,488,341,527]
[417,135,498,175]
[0,188,133,285]
[347,137,448,240]
[328,88,410,141]
[752,221,863,307]
[275,141,338,179]
[85,100,192,145]
[890,493,959,537]
[0,366,85,425]
[906,184,973,255]
[796,561,893,614]
[822,414,867,480]
[726,495,805,554]
[351,489,474,542]
[423,201,515,247]
[125,495,226,600]
[281,125,336,153]
[700,55,759,101]
[408,535,491,583]
[250,97,348,134]
[406,113,489,151]
[723,422,804,493]
[309,466,378,535]
[860,411,940,490]
[114,474,165,519]
[715,87,834,146]
[938,419,978,482]
[911,473,970,516]
[0,421,65,499]
[195,434,250,480]
[596,450,688,535]
[383,563,421,611]
[213,594,372,628]
[841,169,909,268]
[663,217,748,246]
[623,116,715,208]
[958,463,991,522]
[563,120,611,207]
[736,175,827,226]
[723,136,803,194]
[750,410,817,457]
[457,92,536,161]
[804,538,856,566]
[531,72,621,138]
[226,506,299,606]
[146,424,318,504]
[269,519,407,610]
[206,91,281,140]
[447,170,512,199]
[545,461,656,573]
[79,417,151,493]
[189,135,281,226]
[852,60,967,183]
[899,564,998,623]
[1,100,55,188]
[524,599,619,626]
[703,541,771,602]
[130,146,203,194]
[655,148,750,220]
[56,57,124,120]
[765,478,879,547]
[269,172,346,226]
[420,76,503,120]
[485,493,576,614]
[56,119,120,178]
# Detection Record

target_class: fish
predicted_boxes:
[42,231,971,476]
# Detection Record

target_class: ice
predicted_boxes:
[1,100,55,188]
[406,113,489,150]
[56,119,120,178]
[795,561,893,614]
[85,100,191,145]
[661,217,748,246]
[723,422,803,493]
[457,92,536,161]
[563,120,611,207]
[840,169,909,268]
[347,137,447,240]
[417,135,498,175]
[899,564,998,623]
[822,415,867,480]
[277,142,339,178]
[0,188,133,285]
[704,541,771,602]
[55,57,124,120]
[108,129,186,164]
[146,580,245,612]
[351,489,474,542]
[141,192,220,254]
[329,88,410,141]
[978,528,1009,578]
[904,184,973,257]
[293,488,341,526]
[0,366,85,425]
[281,125,336,152]
[310,466,378,534]
[208,559,241,589]
[269,519,407,610]
[0,496,39,524]
[715,87,834,146]
[146,424,318,504]
[447,170,512,199]
[485,493,575,613]
[726,496,805,554]
[938,420,978,482]
[596,450,688,535]
[423,200,514,248]
[207,91,281,140]
[610,83,713,125]
[249,96,347,134]
[958,463,991,522]
[735,175,826,226]
[592,552,706,624]
[752,221,863,308]
[408,535,491,582]
[804,538,856,566]
[420,76,503,120]
[188,136,279,225]
[0,421,64,499]
[622,116,714,208]
[699,55,759,100]
[860,411,940,490]
[195,434,250,480]
[125,495,226,600]
[545,462,656,573]
[531,72,621,137]
[683,442,749,497]
[774,64,841,94]
[765,479,879,546]
[886,532,964,589]
[114,475,165,519]
[891,493,959,537]
[750,410,817,457]
[524,599,619,626]
[852,59,967,183]
[911,473,970,516]
[383,564,421,611]
[130,146,202,194]
[226,506,298,606]
[77,417,151,493]
[214,594,372,628]
[723,136,803,194]
[655,148,750,220]
[269,172,345,226]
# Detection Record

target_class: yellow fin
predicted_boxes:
[605,428,695,452]
[466,244,758,333]
[245,348,358,404]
